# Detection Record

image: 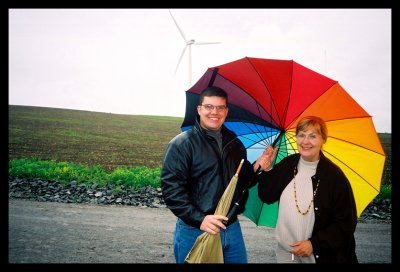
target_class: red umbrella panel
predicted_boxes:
[181,57,386,227]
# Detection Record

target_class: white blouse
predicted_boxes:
[275,157,318,263]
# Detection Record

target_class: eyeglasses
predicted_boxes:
[200,104,228,112]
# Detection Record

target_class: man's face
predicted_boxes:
[197,96,228,131]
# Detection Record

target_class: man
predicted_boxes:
[161,86,256,263]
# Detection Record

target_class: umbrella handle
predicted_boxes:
[254,165,262,175]
[223,198,242,225]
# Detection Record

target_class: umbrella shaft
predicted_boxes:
[223,202,240,225]
[223,167,261,225]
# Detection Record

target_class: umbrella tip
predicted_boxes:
[235,159,244,176]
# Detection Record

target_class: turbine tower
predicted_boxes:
[169,9,220,86]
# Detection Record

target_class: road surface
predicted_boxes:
[8,199,392,264]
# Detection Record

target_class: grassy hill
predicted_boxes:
[8,105,392,183]
[9,105,183,172]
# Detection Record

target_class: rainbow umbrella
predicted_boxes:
[181,57,386,227]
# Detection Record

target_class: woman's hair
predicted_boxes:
[198,86,228,105]
[296,116,328,142]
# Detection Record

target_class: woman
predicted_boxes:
[254,116,358,263]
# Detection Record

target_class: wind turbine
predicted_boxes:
[169,9,221,86]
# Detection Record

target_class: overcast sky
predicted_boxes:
[9,8,391,132]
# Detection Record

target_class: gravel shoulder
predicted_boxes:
[8,199,392,264]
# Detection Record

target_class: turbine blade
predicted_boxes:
[188,44,192,85]
[194,42,221,45]
[169,9,187,42]
[175,46,187,75]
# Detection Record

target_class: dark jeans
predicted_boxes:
[173,217,248,263]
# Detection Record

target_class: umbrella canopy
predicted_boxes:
[184,160,244,263]
[181,57,385,227]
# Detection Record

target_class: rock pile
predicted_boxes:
[9,177,166,208]
[8,177,391,223]
[358,198,392,223]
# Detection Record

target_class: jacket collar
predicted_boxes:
[194,116,234,139]
[292,151,329,181]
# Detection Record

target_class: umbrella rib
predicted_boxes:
[229,121,273,149]
[323,149,380,193]
[245,57,283,128]
[242,121,276,148]
[274,132,297,163]
[213,60,279,128]
[328,135,384,156]
[241,134,271,149]
[226,95,280,148]
[285,80,338,129]
[281,60,294,128]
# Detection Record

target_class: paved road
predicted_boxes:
[8,199,392,264]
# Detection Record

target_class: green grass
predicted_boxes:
[377,184,392,200]
[9,158,161,188]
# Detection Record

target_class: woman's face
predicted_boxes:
[296,125,325,162]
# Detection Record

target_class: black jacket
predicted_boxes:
[161,120,254,228]
[257,152,358,263]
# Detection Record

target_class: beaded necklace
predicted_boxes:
[293,168,320,215]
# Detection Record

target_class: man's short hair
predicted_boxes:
[199,86,228,105]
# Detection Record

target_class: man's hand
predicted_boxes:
[200,214,228,235]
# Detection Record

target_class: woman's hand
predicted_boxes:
[290,240,313,257]
[253,145,279,172]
